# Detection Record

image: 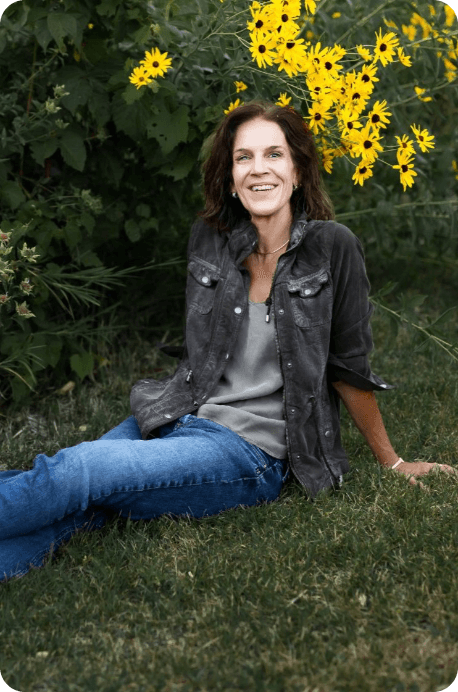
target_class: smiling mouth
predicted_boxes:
[249,185,277,192]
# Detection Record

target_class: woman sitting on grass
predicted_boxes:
[1,101,456,583]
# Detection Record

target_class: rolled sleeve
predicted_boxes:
[327,223,396,392]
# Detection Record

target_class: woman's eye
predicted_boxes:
[236,153,281,161]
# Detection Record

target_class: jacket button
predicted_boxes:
[234,306,242,314]
[290,408,295,414]
[225,353,230,360]
[304,289,312,296]
[324,429,332,437]
[278,308,284,315]
[296,454,300,460]
[287,361,292,368]
[201,276,209,284]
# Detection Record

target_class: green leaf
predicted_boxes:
[96,0,123,17]
[56,66,92,114]
[125,219,141,242]
[31,17,53,51]
[30,138,59,166]
[111,93,153,140]
[70,351,94,380]
[159,149,196,181]
[136,204,151,218]
[0,181,26,210]
[122,83,146,105]
[146,105,189,155]
[59,130,86,171]
[47,12,78,48]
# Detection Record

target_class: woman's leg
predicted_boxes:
[0,414,287,581]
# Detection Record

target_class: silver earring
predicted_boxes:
[293,184,298,191]
[232,191,238,198]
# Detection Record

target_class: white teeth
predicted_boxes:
[251,185,275,191]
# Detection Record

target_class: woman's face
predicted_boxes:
[231,117,299,224]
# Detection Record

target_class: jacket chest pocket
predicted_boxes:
[186,257,221,315]
[286,268,332,328]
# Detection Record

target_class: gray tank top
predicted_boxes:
[196,300,287,459]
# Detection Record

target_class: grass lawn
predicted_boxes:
[0,263,457,692]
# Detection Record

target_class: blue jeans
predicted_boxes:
[0,414,288,582]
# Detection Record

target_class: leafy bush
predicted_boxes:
[0,0,457,403]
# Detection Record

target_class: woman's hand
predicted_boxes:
[391,461,458,491]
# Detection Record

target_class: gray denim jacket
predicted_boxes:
[130,210,395,500]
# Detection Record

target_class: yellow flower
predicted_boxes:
[234,81,248,92]
[367,100,391,131]
[338,105,363,138]
[303,0,317,15]
[414,86,433,102]
[129,66,153,89]
[392,150,417,191]
[356,45,372,62]
[274,36,308,76]
[444,5,456,27]
[402,24,416,41]
[452,160,458,180]
[373,29,399,66]
[224,99,244,115]
[346,77,372,116]
[359,63,380,91]
[305,42,331,76]
[247,5,275,36]
[410,123,435,152]
[249,32,278,68]
[350,123,384,163]
[395,134,416,158]
[88,23,94,29]
[384,18,398,30]
[353,161,374,186]
[140,47,172,78]
[332,12,341,19]
[397,47,412,66]
[268,2,300,37]
[321,147,335,173]
[276,93,292,107]
[411,12,432,40]
[306,98,334,135]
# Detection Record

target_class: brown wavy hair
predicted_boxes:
[196,100,335,234]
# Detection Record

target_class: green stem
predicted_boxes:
[336,199,458,221]
[371,299,458,362]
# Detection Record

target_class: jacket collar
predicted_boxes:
[227,209,310,266]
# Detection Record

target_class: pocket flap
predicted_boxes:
[187,258,221,286]
[287,268,329,298]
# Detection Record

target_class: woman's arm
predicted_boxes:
[331,380,458,488]
[331,380,398,467]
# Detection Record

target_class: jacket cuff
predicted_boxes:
[327,354,396,391]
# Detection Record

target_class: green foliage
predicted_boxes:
[0,0,457,404]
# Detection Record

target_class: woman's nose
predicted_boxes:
[250,155,269,173]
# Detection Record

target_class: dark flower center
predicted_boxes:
[282,13,289,22]
[371,114,380,123]
[360,167,367,174]
[325,61,332,70]
[259,45,266,53]
[286,42,295,49]
[380,43,387,52]
[362,74,370,82]
[314,113,322,121]
[153,61,159,68]
[363,140,372,149]
[401,165,408,172]
[256,19,263,28]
